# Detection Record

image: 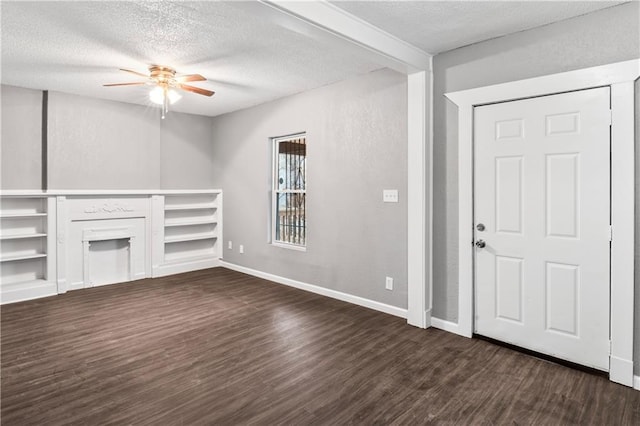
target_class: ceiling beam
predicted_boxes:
[256,0,431,74]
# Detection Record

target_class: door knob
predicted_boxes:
[476,223,485,231]
[475,239,486,248]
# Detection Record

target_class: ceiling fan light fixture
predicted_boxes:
[105,65,213,119]
[149,86,181,105]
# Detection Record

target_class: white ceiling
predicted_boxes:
[1,1,627,117]
[1,1,382,117]
[331,1,626,54]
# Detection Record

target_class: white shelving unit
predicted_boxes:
[152,191,222,277]
[0,195,57,303]
[1,190,222,302]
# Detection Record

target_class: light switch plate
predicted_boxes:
[385,276,394,290]
[383,189,398,203]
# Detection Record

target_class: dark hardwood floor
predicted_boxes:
[2,267,639,425]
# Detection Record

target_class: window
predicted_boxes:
[272,134,306,248]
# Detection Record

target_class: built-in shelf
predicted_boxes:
[155,192,222,276]
[164,233,217,244]
[0,213,47,218]
[164,204,217,211]
[164,219,217,227]
[1,195,55,302]
[164,243,215,261]
[162,253,216,265]
[0,233,47,241]
[0,253,47,263]
[2,278,48,286]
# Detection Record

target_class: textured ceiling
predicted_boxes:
[331,1,626,54]
[1,1,628,117]
[1,1,382,117]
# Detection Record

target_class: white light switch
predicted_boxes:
[385,276,394,290]
[383,189,398,203]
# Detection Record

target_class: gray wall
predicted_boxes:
[1,85,43,189]
[212,68,408,308]
[48,91,161,189]
[1,87,215,190]
[160,111,216,189]
[432,2,639,371]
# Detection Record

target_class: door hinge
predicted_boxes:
[608,109,613,126]
[608,225,613,242]
[609,340,612,355]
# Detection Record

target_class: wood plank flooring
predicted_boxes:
[2,267,639,425]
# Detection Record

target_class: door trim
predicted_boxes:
[445,59,639,387]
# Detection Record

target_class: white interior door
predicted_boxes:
[474,87,611,371]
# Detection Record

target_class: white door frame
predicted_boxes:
[445,59,639,387]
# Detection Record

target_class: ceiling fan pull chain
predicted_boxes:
[162,86,168,119]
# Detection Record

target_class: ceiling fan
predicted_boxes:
[104,65,215,118]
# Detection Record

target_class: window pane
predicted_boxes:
[275,192,306,245]
[277,139,306,191]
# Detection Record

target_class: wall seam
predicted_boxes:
[41,90,48,190]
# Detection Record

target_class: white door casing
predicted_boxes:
[474,88,611,370]
[445,59,638,386]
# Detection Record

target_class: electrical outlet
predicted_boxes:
[239,245,244,254]
[228,241,233,250]
[383,189,398,203]
[385,276,393,290]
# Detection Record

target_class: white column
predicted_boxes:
[407,69,431,328]
[609,81,635,386]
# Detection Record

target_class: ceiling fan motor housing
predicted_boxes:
[149,65,176,85]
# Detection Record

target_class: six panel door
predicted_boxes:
[474,87,611,370]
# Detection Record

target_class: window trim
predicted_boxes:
[270,132,307,250]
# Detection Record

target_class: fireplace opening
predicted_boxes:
[88,238,131,286]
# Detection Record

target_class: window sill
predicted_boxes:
[271,241,307,252]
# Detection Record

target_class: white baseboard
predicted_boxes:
[610,355,635,387]
[153,258,220,277]
[1,279,57,304]
[634,375,640,391]
[69,281,85,291]
[219,260,407,319]
[431,316,469,337]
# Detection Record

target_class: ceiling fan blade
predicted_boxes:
[120,68,149,78]
[178,84,215,97]
[175,74,206,83]
[103,82,147,87]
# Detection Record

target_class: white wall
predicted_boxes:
[212,68,408,308]
[1,85,42,189]
[432,2,640,372]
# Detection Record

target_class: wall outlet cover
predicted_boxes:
[383,189,399,203]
